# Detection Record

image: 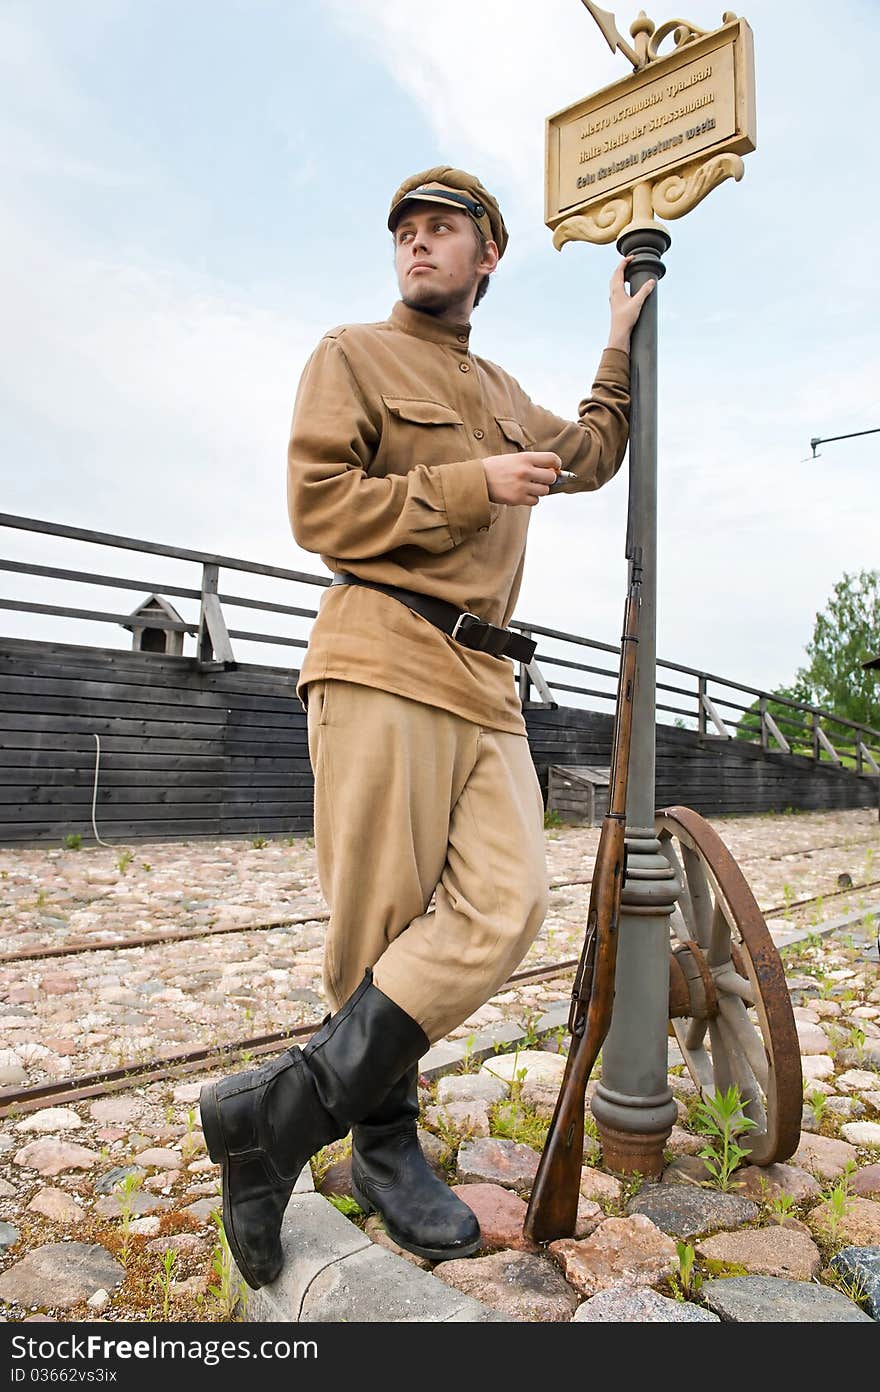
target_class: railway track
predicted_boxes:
[1,836,877,1119]
[0,956,579,1119]
[3,864,877,967]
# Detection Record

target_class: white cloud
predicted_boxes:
[324,0,620,246]
[0,197,338,663]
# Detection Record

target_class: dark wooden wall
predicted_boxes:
[526,706,879,817]
[0,638,312,843]
[0,638,876,846]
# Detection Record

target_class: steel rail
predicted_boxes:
[3,848,877,966]
[2,880,877,1118]
[0,956,581,1118]
[4,872,878,967]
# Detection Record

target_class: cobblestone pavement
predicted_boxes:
[0,807,878,1322]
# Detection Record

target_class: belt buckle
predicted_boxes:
[451,611,484,649]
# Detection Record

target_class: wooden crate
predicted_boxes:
[547,765,611,826]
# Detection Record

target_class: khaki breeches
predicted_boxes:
[306,679,549,1044]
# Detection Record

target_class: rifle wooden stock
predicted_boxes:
[523,558,641,1245]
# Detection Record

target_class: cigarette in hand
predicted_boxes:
[548,471,577,492]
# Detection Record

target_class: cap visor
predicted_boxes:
[388,192,469,229]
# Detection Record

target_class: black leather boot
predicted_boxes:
[199,970,428,1289]
[350,1066,482,1262]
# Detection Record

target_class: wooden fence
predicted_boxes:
[0,513,877,844]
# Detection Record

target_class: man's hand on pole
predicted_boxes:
[606,255,655,353]
[482,451,562,507]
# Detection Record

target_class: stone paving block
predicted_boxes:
[628,1183,757,1239]
[436,1072,508,1106]
[696,1226,822,1280]
[479,1050,565,1087]
[0,1222,20,1254]
[572,1283,720,1322]
[701,1274,872,1322]
[791,1132,858,1178]
[244,1193,372,1322]
[293,1162,315,1194]
[852,1164,880,1198]
[299,1241,501,1322]
[549,1215,677,1299]
[435,1249,579,1322]
[0,1243,124,1311]
[456,1136,541,1191]
[421,1023,523,1080]
[733,1162,821,1202]
[424,1099,491,1136]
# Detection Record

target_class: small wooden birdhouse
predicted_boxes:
[123,594,185,656]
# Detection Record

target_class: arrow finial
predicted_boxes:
[580,0,641,68]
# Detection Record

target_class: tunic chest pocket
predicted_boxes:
[381,396,464,473]
[495,416,534,451]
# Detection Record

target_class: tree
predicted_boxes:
[797,569,880,732]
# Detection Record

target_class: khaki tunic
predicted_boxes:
[287,301,630,734]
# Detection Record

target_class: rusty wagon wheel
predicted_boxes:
[657,805,802,1166]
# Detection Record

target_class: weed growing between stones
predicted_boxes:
[690,1085,757,1191]
[815,1163,857,1248]
[116,1172,143,1265]
[151,1247,178,1320]
[822,1265,870,1311]
[459,1034,481,1073]
[669,1241,702,1300]
[326,1195,365,1221]
[846,1026,868,1062]
[489,1097,550,1152]
[766,1191,798,1224]
[806,1089,828,1127]
[207,1213,247,1319]
[602,1171,645,1217]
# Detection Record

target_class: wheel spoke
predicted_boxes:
[661,838,698,940]
[717,993,770,1092]
[708,897,730,967]
[670,905,692,946]
[685,1015,709,1051]
[712,964,755,1006]
[675,1028,714,1092]
[682,846,714,949]
[715,1013,768,1137]
[708,1019,735,1093]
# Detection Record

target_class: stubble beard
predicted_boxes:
[399,254,481,319]
[401,281,460,317]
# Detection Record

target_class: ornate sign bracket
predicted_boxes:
[548,8,754,246]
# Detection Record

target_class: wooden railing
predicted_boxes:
[2,512,878,776]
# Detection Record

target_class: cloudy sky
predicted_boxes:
[1,0,877,710]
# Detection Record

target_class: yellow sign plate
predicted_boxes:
[545,18,755,229]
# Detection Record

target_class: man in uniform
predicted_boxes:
[200,165,654,1290]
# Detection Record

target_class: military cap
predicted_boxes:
[387,166,508,258]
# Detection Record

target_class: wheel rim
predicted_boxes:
[658,805,802,1165]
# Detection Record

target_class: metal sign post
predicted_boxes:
[546,5,757,1175]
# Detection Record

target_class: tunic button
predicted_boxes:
[473,429,484,440]
[459,362,470,373]
[457,333,468,343]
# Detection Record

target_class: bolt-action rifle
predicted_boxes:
[523,549,642,1244]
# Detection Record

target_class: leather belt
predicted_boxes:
[330,572,537,664]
